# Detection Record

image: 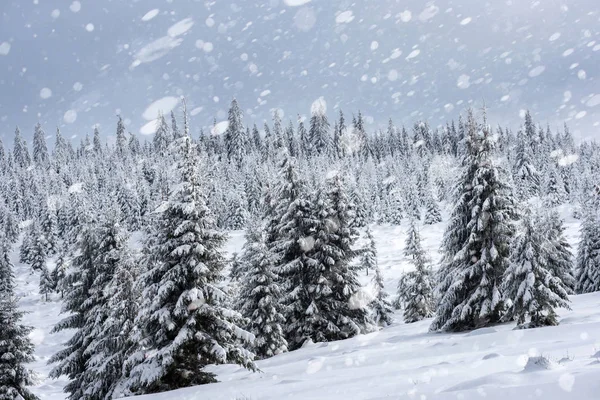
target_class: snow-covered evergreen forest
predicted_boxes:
[1,98,600,399]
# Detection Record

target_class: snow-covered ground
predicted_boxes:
[15,207,600,399]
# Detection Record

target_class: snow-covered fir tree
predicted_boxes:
[237,221,288,359]
[49,223,100,400]
[424,191,442,225]
[224,98,245,164]
[431,111,515,332]
[362,227,393,326]
[503,210,571,328]
[80,212,137,400]
[543,210,576,295]
[39,263,54,301]
[0,238,39,400]
[575,208,600,294]
[125,135,255,394]
[401,220,435,323]
[28,223,47,273]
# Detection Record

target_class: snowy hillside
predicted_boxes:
[15,209,600,399]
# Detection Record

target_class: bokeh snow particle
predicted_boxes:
[399,10,412,23]
[284,0,312,6]
[141,9,159,22]
[40,88,52,99]
[294,7,317,31]
[335,10,354,24]
[419,5,439,22]
[558,373,575,392]
[528,66,546,78]
[69,1,81,13]
[0,42,11,56]
[63,110,77,124]
[586,94,600,107]
[142,97,179,120]
[457,74,470,89]
[168,18,194,38]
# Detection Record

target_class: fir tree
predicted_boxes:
[33,123,50,166]
[224,98,245,164]
[39,263,55,301]
[514,128,540,200]
[0,239,39,400]
[543,163,565,207]
[115,116,128,158]
[431,112,515,332]
[268,154,320,349]
[13,127,30,169]
[363,227,393,326]
[49,223,100,400]
[40,207,58,256]
[503,211,571,328]
[80,213,137,400]
[402,220,435,323]
[274,168,371,349]
[93,127,102,154]
[575,209,600,294]
[308,102,331,155]
[543,211,576,294]
[153,114,170,156]
[424,191,442,225]
[28,223,47,273]
[52,243,69,298]
[237,223,288,359]
[126,135,255,394]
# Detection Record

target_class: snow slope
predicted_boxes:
[15,207,600,399]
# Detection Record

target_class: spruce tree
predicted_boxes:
[431,112,515,332]
[513,128,540,200]
[28,223,47,273]
[93,127,102,155]
[237,223,288,359]
[363,228,393,326]
[503,211,571,328]
[0,239,39,400]
[126,135,255,394]
[275,168,372,349]
[268,154,319,349]
[543,210,576,294]
[115,116,128,158]
[33,123,50,166]
[312,174,372,335]
[308,102,331,155]
[13,127,30,169]
[424,191,442,225]
[52,243,69,298]
[80,213,137,400]
[575,209,600,294]
[224,98,245,164]
[39,263,55,301]
[402,220,435,323]
[49,224,100,400]
[40,207,58,256]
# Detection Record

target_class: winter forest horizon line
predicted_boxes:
[1,97,600,400]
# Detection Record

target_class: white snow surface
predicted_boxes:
[17,207,600,399]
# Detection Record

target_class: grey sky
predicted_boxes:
[1,0,599,143]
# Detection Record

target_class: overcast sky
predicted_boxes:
[1,0,599,143]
